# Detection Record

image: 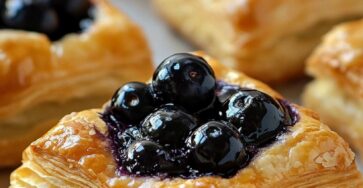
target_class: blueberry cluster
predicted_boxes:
[0,0,94,41]
[103,53,295,178]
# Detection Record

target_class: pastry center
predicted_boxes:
[102,53,298,178]
[0,0,94,41]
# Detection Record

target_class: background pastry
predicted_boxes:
[303,19,363,160]
[0,0,152,167]
[10,52,363,187]
[153,0,363,83]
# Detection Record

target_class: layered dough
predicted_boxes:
[153,0,363,83]
[303,79,363,162]
[303,19,363,161]
[0,0,152,167]
[10,53,363,187]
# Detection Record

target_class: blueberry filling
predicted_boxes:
[0,0,94,41]
[102,53,298,179]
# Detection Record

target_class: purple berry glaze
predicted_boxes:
[101,81,299,179]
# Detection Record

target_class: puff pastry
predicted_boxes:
[10,52,363,187]
[153,0,363,83]
[0,0,152,167]
[303,19,363,161]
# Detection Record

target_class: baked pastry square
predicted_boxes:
[303,19,363,161]
[11,52,363,187]
[0,0,152,167]
[153,0,363,83]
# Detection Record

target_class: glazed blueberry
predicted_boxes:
[2,0,59,34]
[194,100,224,124]
[1,0,94,41]
[0,0,5,19]
[54,0,93,30]
[216,83,241,104]
[124,140,174,175]
[152,53,216,113]
[61,0,92,19]
[0,1,4,27]
[186,121,248,175]
[111,82,154,124]
[141,106,197,147]
[117,127,142,149]
[103,57,298,179]
[224,89,287,146]
[0,0,4,9]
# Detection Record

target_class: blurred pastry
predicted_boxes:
[303,19,363,160]
[10,52,363,187]
[153,0,363,83]
[0,0,152,167]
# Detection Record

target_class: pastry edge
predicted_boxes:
[10,53,363,187]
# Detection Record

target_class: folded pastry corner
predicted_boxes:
[153,0,363,83]
[10,52,363,187]
[0,0,152,167]
[303,19,363,161]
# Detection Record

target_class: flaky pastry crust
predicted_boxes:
[153,0,363,83]
[306,19,363,101]
[304,19,363,161]
[10,52,363,187]
[0,0,152,167]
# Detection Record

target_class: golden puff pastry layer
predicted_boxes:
[153,0,363,83]
[0,0,152,167]
[303,19,363,161]
[11,52,363,188]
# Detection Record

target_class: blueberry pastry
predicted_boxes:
[0,0,152,167]
[153,0,363,83]
[10,52,362,187]
[303,19,363,160]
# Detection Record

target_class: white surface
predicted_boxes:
[0,0,361,186]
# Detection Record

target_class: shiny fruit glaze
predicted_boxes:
[102,53,297,178]
[0,0,94,41]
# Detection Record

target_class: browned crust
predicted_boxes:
[307,19,363,100]
[10,52,363,187]
[0,0,152,167]
[153,0,363,83]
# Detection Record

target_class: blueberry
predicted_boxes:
[54,0,92,18]
[141,106,197,147]
[0,1,5,27]
[111,82,154,124]
[2,0,59,34]
[216,84,241,104]
[0,0,94,41]
[224,89,287,145]
[48,0,63,7]
[0,0,5,17]
[194,100,224,124]
[186,121,248,174]
[117,127,142,149]
[54,0,94,39]
[152,53,216,113]
[0,0,4,9]
[124,140,174,175]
